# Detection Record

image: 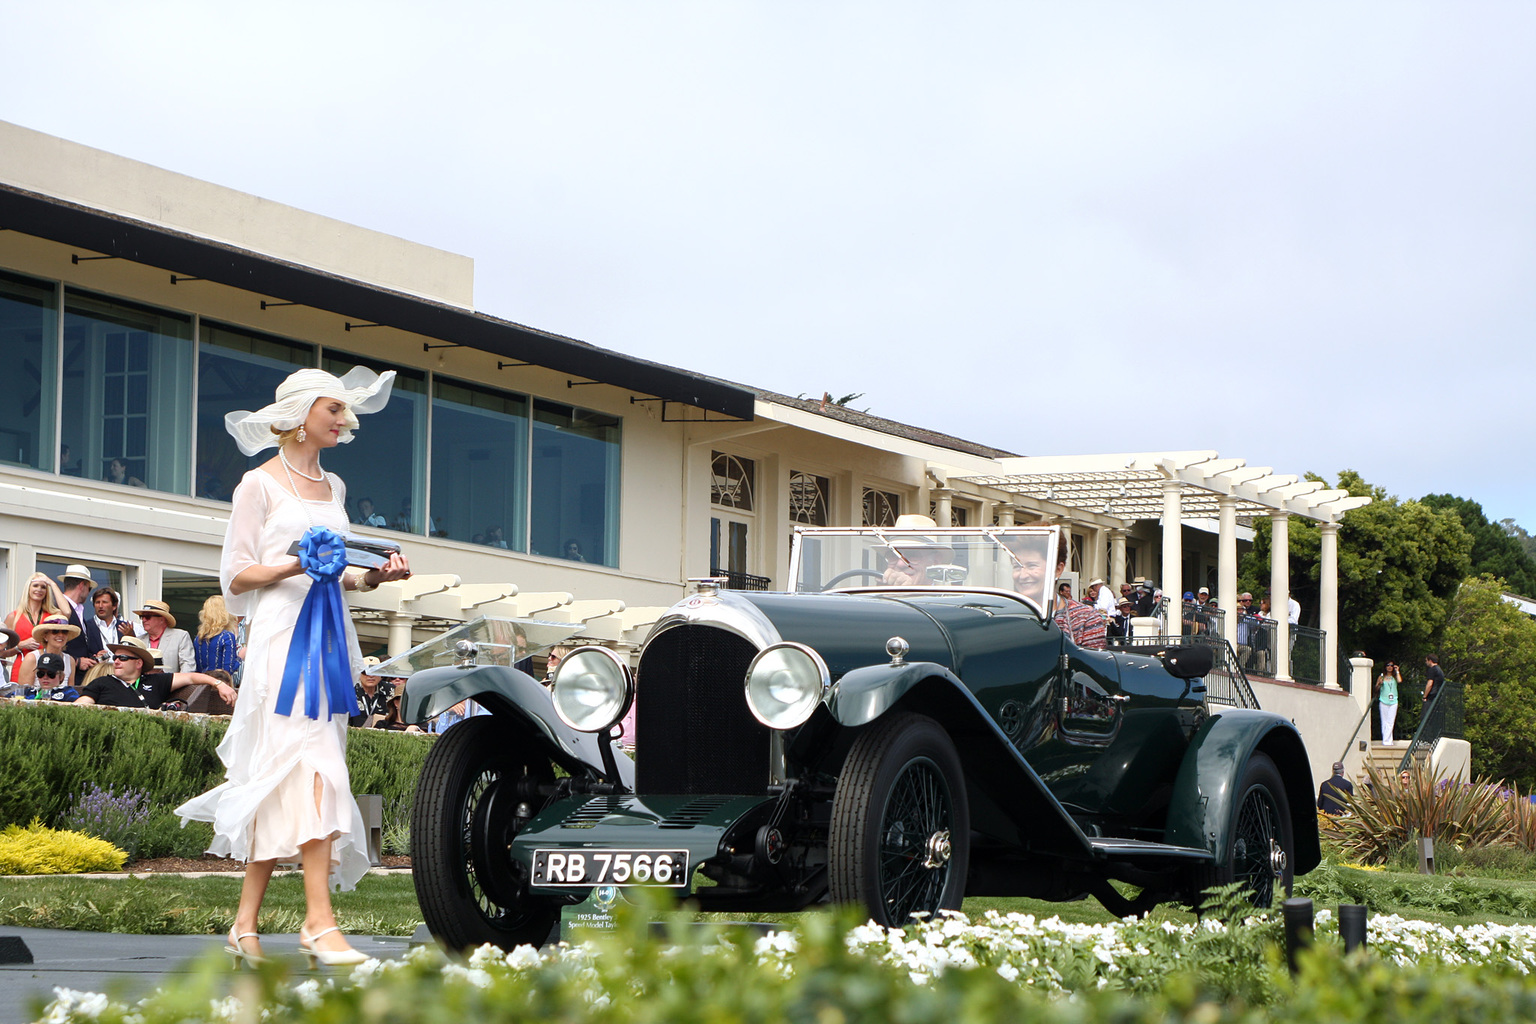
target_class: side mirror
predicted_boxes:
[1159,645,1214,679]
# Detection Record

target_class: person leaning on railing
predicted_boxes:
[72,635,235,710]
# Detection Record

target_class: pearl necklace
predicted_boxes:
[279,445,326,482]
[278,451,348,531]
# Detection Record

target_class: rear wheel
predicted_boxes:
[829,713,970,926]
[1210,752,1294,908]
[411,716,559,950]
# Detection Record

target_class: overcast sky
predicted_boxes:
[6,3,1533,528]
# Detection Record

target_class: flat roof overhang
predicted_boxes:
[0,183,755,420]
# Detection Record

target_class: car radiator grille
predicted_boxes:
[635,625,768,795]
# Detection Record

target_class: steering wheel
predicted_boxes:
[820,568,888,591]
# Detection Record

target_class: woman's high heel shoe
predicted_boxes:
[225,927,269,968]
[298,926,369,968]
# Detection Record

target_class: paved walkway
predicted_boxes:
[0,928,413,1024]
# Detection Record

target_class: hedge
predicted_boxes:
[33,898,1536,1024]
[0,702,431,850]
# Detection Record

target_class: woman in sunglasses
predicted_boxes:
[17,615,79,689]
[73,635,234,709]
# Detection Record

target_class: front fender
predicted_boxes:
[1164,709,1320,875]
[402,664,634,789]
[824,660,954,727]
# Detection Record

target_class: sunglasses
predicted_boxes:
[36,672,61,680]
[112,654,141,663]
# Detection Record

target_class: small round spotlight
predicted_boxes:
[744,643,830,729]
[551,646,634,733]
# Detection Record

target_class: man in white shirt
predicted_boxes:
[56,564,100,671]
[1088,578,1117,618]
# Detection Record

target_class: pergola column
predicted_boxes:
[386,611,414,657]
[1109,527,1128,591]
[1218,495,1239,646]
[1320,521,1340,689]
[932,487,953,527]
[1161,479,1183,631]
[1270,512,1291,681]
[995,502,1016,527]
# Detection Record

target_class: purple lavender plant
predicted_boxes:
[59,783,152,858]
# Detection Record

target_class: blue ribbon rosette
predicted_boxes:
[276,526,361,720]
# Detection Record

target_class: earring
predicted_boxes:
[297,426,307,443]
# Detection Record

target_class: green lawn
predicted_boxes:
[5,862,1536,936]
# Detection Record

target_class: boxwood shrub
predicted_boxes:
[0,702,430,848]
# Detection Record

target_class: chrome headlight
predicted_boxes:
[551,646,634,733]
[744,642,830,729]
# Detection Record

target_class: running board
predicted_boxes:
[1087,837,1213,862]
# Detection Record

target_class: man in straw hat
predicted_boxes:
[879,514,956,587]
[73,635,235,710]
[132,599,196,674]
[56,563,101,669]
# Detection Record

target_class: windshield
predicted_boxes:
[372,616,586,678]
[790,526,1060,613]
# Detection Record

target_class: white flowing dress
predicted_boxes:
[176,469,370,890]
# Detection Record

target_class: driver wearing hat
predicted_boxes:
[73,635,235,710]
[880,514,955,587]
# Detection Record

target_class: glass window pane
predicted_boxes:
[530,399,620,567]
[0,270,58,472]
[196,323,315,502]
[62,290,192,494]
[322,352,428,534]
[430,376,527,548]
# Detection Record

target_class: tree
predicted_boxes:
[1499,518,1536,571]
[1442,575,1536,788]
[1421,495,1536,598]
[1238,470,1473,667]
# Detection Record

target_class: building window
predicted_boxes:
[35,557,125,606]
[0,270,58,473]
[789,471,829,526]
[1068,533,1085,574]
[62,290,193,495]
[431,376,528,550]
[196,323,315,502]
[710,452,755,511]
[531,399,620,567]
[862,487,900,527]
[928,500,969,527]
[322,353,429,533]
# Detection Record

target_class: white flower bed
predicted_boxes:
[36,910,1536,1022]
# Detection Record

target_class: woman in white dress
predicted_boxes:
[177,367,410,967]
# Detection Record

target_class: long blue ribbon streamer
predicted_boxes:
[275,527,361,720]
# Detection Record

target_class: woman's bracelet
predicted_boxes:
[354,571,379,594]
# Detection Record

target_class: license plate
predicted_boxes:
[531,849,689,887]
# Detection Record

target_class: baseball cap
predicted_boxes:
[36,652,67,677]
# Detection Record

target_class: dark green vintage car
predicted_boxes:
[400,526,1318,950]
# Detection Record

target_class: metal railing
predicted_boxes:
[712,569,771,591]
[1108,633,1260,710]
[1233,618,1328,686]
[1179,601,1225,640]
[1398,678,1464,772]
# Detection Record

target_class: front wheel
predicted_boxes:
[411,716,560,950]
[1210,752,1294,908]
[829,712,970,927]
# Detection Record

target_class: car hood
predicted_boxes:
[722,589,1048,681]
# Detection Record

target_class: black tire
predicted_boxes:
[411,716,559,950]
[1211,752,1294,908]
[829,712,970,927]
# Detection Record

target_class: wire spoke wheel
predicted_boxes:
[1211,752,1294,908]
[413,716,559,949]
[831,713,969,927]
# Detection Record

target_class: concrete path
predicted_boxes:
[0,928,412,1024]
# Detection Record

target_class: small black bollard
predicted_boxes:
[1281,897,1314,973]
[1338,904,1368,953]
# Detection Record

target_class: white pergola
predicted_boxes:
[955,451,1372,686]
